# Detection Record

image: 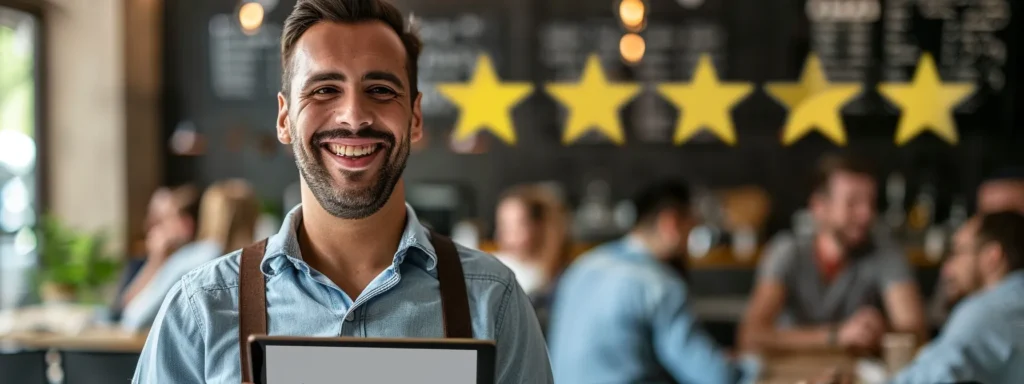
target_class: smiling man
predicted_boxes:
[131,0,552,383]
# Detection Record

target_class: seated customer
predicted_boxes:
[930,167,1024,324]
[548,181,755,384]
[120,179,259,330]
[116,185,200,313]
[891,212,1024,383]
[739,154,926,352]
[493,184,572,334]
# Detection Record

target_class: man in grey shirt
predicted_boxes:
[739,154,927,352]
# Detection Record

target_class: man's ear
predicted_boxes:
[277,93,292,144]
[655,210,681,240]
[809,191,828,216]
[979,242,1007,274]
[410,92,424,143]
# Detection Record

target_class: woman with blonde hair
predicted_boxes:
[120,179,260,330]
[494,184,571,334]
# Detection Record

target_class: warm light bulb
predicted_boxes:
[239,2,265,34]
[619,0,646,31]
[619,33,646,64]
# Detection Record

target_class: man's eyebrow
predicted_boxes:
[363,71,405,91]
[300,72,346,90]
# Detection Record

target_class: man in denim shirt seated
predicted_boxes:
[891,211,1024,384]
[548,181,757,384]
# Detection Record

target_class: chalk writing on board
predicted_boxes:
[416,13,495,117]
[208,14,280,100]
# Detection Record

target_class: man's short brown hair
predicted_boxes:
[280,0,422,99]
[810,153,876,195]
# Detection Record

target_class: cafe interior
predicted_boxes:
[0,0,1021,382]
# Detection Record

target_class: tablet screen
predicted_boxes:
[264,345,478,384]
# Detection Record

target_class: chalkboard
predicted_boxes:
[162,0,1021,233]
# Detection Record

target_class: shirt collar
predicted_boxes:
[990,270,1024,296]
[259,203,439,276]
[618,235,656,261]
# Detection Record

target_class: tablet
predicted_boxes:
[248,335,496,384]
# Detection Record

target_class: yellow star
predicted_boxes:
[435,54,534,145]
[877,53,975,146]
[657,54,753,145]
[764,54,862,146]
[545,55,642,145]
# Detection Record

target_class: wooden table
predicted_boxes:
[756,349,860,384]
[0,328,147,353]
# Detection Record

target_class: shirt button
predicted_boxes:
[345,312,355,322]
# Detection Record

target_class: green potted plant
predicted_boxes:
[34,215,122,304]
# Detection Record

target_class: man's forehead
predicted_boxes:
[290,21,408,78]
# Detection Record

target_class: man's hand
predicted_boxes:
[837,307,885,349]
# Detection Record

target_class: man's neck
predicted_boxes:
[815,232,846,263]
[297,179,409,292]
[629,231,671,261]
[982,268,1010,291]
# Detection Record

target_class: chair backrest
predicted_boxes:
[0,351,47,384]
[61,351,140,384]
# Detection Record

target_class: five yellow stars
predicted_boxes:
[545,55,642,145]
[657,54,754,145]
[435,55,534,145]
[436,52,975,148]
[877,53,975,146]
[765,54,863,146]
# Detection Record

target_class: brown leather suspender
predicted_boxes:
[430,230,473,339]
[238,239,268,383]
[237,231,472,383]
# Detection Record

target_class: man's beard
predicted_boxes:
[291,122,410,219]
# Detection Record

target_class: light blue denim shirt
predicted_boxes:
[548,237,758,384]
[892,271,1024,384]
[132,204,552,383]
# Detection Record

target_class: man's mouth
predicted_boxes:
[320,143,384,171]
[325,143,381,158]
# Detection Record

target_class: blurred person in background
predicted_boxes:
[134,0,552,382]
[493,184,571,334]
[739,154,926,353]
[548,181,756,384]
[119,179,259,330]
[931,168,1024,324]
[114,184,200,314]
[821,212,1024,384]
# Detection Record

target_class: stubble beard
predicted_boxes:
[290,121,410,220]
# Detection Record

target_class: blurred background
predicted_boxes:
[0,0,1020,382]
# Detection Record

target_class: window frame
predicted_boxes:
[0,0,48,212]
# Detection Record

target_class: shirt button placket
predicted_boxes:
[339,309,356,336]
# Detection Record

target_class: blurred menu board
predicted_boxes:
[208,13,283,101]
[883,0,1010,88]
[414,13,506,118]
[804,0,1013,115]
[539,0,732,144]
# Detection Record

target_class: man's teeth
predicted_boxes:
[330,144,377,157]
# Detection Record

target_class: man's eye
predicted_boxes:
[368,86,397,96]
[312,87,338,95]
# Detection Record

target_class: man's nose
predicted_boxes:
[334,93,373,129]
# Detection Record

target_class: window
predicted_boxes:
[0,4,40,309]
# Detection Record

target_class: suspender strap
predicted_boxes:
[428,230,473,339]
[238,239,268,383]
